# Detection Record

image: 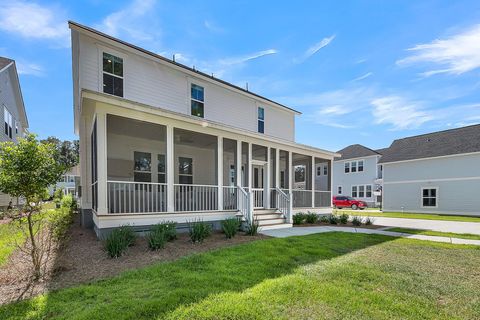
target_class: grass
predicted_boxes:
[335,209,480,222]
[385,227,480,240]
[0,223,24,266]
[1,233,479,319]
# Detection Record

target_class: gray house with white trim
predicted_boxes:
[380,124,480,216]
[332,144,384,207]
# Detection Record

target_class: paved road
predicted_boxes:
[261,226,480,246]
[358,216,480,235]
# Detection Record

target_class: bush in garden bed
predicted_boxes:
[365,217,375,225]
[305,212,319,224]
[221,218,240,239]
[351,215,363,226]
[293,213,306,225]
[245,219,259,236]
[319,215,329,223]
[339,213,349,224]
[105,225,136,258]
[328,214,339,225]
[188,219,212,243]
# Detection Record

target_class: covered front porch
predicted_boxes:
[88,108,333,230]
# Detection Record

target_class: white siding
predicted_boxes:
[77,34,295,141]
[383,153,480,215]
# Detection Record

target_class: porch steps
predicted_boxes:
[254,209,292,231]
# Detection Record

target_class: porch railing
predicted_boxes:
[314,191,331,207]
[252,188,264,208]
[222,186,237,210]
[237,185,253,223]
[107,181,167,214]
[292,189,313,208]
[275,187,291,222]
[174,184,218,212]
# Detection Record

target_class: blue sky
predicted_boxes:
[1,0,480,151]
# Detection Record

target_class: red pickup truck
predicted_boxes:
[332,196,367,210]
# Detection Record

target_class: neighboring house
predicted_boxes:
[49,165,81,198]
[380,124,480,216]
[332,144,384,207]
[0,57,29,208]
[68,21,338,237]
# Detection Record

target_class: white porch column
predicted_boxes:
[311,156,315,208]
[265,147,271,208]
[248,143,252,190]
[217,136,223,211]
[236,140,242,187]
[275,149,280,189]
[166,125,175,212]
[96,112,108,215]
[288,151,293,223]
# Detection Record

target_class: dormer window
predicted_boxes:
[257,107,264,133]
[191,84,204,118]
[102,53,123,97]
[3,107,12,139]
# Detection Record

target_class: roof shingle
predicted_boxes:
[0,57,14,71]
[335,144,380,161]
[378,124,480,163]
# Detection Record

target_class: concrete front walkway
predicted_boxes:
[357,216,480,235]
[261,226,480,246]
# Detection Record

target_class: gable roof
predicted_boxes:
[68,21,301,115]
[335,144,380,160]
[0,57,14,71]
[378,124,480,164]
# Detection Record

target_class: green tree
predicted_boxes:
[0,134,65,278]
[40,136,79,171]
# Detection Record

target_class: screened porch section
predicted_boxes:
[100,114,332,216]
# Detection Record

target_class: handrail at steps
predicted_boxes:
[237,185,253,224]
[275,187,292,223]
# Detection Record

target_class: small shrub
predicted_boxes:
[221,218,240,239]
[188,219,212,243]
[328,214,338,225]
[60,194,73,210]
[155,221,177,241]
[339,213,349,224]
[146,225,167,251]
[319,215,329,223]
[365,217,375,225]
[305,212,319,224]
[104,226,136,258]
[53,188,64,207]
[351,215,362,226]
[245,219,259,236]
[293,213,306,225]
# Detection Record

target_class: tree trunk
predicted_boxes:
[26,210,41,280]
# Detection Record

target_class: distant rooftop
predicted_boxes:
[335,144,381,160]
[0,57,14,71]
[379,124,480,163]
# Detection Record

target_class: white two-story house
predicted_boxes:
[0,57,29,208]
[332,144,384,207]
[69,22,337,237]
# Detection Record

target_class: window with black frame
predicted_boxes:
[157,154,166,183]
[133,151,152,182]
[103,52,123,97]
[191,84,204,118]
[178,157,193,184]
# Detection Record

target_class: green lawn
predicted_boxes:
[0,222,24,266]
[1,233,479,320]
[385,227,480,240]
[335,209,480,222]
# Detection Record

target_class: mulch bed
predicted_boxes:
[0,214,267,305]
[294,222,384,229]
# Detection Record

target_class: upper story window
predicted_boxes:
[191,84,204,118]
[351,161,357,172]
[257,107,265,133]
[15,121,18,135]
[344,160,364,174]
[3,107,12,139]
[103,52,124,97]
[358,160,364,172]
[344,162,350,173]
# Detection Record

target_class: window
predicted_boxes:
[358,160,364,172]
[103,52,124,97]
[358,185,365,197]
[178,157,193,184]
[323,165,328,175]
[344,162,350,173]
[191,84,204,118]
[352,186,358,197]
[4,107,12,139]
[338,186,342,194]
[351,161,357,173]
[317,166,321,176]
[422,188,437,207]
[294,165,306,183]
[134,151,152,182]
[366,185,372,198]
[257,107,265,133]
[157,154,166,183]
[15,121,18,135]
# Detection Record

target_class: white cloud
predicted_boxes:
[0,1,69,46]
[219,49,278,66]
[294,35,335,63]
[397,24,480,76]
[16,62,44,76]
[370,96,434,130]
[351,72,373,82]
[204,20,225,33]
[99,0,159,44]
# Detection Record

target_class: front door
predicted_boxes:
[252,164,265,208]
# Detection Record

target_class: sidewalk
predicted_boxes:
[261,226,480,246]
